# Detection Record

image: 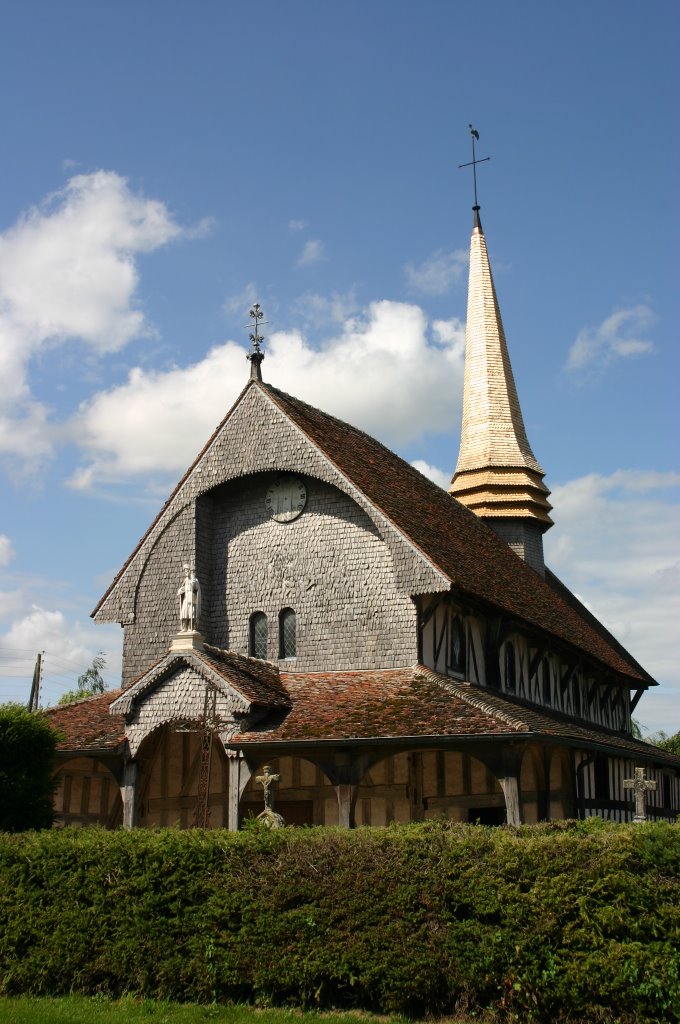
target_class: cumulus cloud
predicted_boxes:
[0,170,199,468]
[565,305,655,377]
[0,603,123,705]
[288,219,306,232]
[223,281,259,318]
[69,302,466,490]
[404,248,468,295]
[410,460,450,489]
[545,469,680,731]
[289,288,359,327]
[0,535,15,566]
[296,239,326,266]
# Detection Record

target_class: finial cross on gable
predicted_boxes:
[623,765,657,822]
[458,124,490,210]
[245,303,267,380]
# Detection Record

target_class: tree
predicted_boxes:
[0,703,59,831]
[647,729,680,757]
[58,653,107,706]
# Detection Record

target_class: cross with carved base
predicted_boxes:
[623,766,657,823]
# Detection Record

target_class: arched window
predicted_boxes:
[449,616,466,676]
[541,658,551,706]
[279,608,296,659]
[249,612,268,660]
[504,642,516,693]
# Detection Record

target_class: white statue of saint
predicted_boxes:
[178,563,202,631]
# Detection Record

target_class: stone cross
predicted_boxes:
[623,766,657,823]
[255,764,280,811]
[255,764,285,828]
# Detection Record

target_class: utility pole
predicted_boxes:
[27,652,42,711]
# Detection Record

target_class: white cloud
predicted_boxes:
[0,170,199,467]
[223,281,259,317]
[411,460,450,489]
[0,535,15,566]
[0,603,123,705]
[69,301,467,490]
[404,248,467,295]
[565,305,655,376]
[289,289,359,327]
[544,469,680,732]
[296,239,326,266]
[288,219,306,232]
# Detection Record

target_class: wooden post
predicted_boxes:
[122,760,138,829]
[336,784,355,828]
[498,774,521,826]
[226,752,251,832]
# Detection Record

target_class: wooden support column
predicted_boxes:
[498,774,521,826]
[336,784,355,828]
[226,750,251,832]
[122,760,138,829]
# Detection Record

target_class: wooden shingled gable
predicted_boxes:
[110,646,290,717]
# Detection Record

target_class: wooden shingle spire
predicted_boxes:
[450,193,552,573]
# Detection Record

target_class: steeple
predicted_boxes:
[450,132,552,575]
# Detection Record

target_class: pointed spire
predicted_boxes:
[450,167,552,573]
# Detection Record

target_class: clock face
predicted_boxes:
[265,476,307,523]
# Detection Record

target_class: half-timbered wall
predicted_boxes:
[135,724,231,828]
[575,751,680,822]
[498,639,632,732]
[53,757,122,828]
[419,596,485,684]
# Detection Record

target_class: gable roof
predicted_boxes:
[110,645,290,716]
[92,377,653,687]
[261,383,653,686]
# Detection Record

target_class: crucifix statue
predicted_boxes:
[623,766,657,823]
[255,764,285,828]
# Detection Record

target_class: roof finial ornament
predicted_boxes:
[458,124,490,226]
[246,303,267,381]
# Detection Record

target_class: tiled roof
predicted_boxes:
[262,384,652,685]
[232,668,519,743]
[198,646,290,708]
[232,667,680,766]
[46,691,126,752]
[45,669,679,768]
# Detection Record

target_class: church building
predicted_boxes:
[47,186,680,830]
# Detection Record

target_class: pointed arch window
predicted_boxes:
[504,642,516,694]
[449,615,466,676]
[279,608,296,660]
[249,612,268,660]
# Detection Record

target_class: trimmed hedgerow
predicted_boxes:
[0,820,678,1023]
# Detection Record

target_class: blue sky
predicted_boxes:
[0,1,678,732]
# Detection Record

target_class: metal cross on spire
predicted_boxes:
[458,124,490,211]
[246,303,267,381]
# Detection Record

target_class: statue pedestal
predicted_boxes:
[170,630,205,653]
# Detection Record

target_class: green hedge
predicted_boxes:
[0,820,678,1023]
